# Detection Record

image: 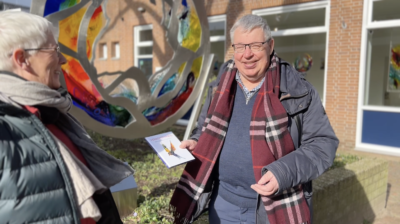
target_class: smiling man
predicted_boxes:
[171,14,339,224]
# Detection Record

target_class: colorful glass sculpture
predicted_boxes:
[391,45,400,70]
[294,53,313,73]
[31,0,211,139]
[388,45,400,91]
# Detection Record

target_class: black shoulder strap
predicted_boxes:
[294,114,302,147]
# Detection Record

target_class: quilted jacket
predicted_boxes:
[0,101,121,224]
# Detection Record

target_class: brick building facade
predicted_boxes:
[92,0,400,156]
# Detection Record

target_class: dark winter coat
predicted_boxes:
[190,60,339,224]
[0,101,122,224]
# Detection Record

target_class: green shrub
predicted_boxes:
[330,153,361,170]
[87,128,361,224]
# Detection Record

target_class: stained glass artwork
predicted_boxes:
[294,53,313,73]
[388,45,400,92]
[43,1,132,127]
[177,0,201,52]
[44,0,80,17]
[144,56,202,125]
[31,0,212,139]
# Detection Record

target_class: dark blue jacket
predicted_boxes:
[190,60,339,224]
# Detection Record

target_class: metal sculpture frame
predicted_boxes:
[31,0,213,139]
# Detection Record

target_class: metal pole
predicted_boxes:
[183,54,215,140]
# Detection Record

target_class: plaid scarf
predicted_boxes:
[170,53,310,224]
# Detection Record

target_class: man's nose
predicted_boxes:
[243,45,253,57]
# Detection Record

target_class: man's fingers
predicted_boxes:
[251,183,275,196]
[179,140,197,151]
[179,142,192,149]
[179,142,189,148]
[258,171,272,185]
[188,142,196,150]
[252,172,279,196]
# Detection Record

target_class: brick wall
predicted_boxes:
[94,0,366,151]
[325,0,364,150]
[313,157,388,224]
[95,0,317,73]
[94,0,172,73]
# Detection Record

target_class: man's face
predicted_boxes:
[26,33,67,89]
[233,27,274,84]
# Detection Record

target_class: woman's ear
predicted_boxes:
[11,49,29,69]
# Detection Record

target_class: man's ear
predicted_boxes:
[11,49,29,69]
[268,39,275,55]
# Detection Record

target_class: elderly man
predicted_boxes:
[0,11,133,224]
[170,14,338,224]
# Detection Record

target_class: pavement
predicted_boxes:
[340,150,400,224]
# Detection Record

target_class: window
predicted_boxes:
[208,15,226,77]
[99,43,107,59]
[372,0,400,21]
[134,25,153,76]
[364,27,400,107]
[357,0,400,153]
[362,0,400,107]
[253,1,330,103]
[111,42,120,59]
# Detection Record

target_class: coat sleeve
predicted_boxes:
[189,60,232,141]
[263,86,339,194]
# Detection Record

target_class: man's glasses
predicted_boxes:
[24,45,61,54]
[232,41,269,53]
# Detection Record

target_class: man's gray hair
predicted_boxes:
[230,14,272,43]
[0,11,56,71]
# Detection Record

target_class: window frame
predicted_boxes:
[134,24,153,68]
[208,15,226,42]
[253,1,330,106]
[356,0,400,155]
[208,15,226,74]
[99,42,108,60]
[111,41,120,59]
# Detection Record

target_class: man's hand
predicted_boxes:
[251,171,279,196]
[179,139,197,151]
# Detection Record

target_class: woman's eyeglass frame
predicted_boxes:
[24,45,61,54]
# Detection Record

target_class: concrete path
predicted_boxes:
[341,150,400,224]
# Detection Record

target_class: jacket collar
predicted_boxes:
[279,60,309,100]
[0,100,31,117]
[278,60,312,115]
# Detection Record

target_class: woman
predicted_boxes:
[0,11,133,224]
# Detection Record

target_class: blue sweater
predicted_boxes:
[217,84,258,208]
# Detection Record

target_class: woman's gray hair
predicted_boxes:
[230,14,272,43]
[0,11,56,71]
